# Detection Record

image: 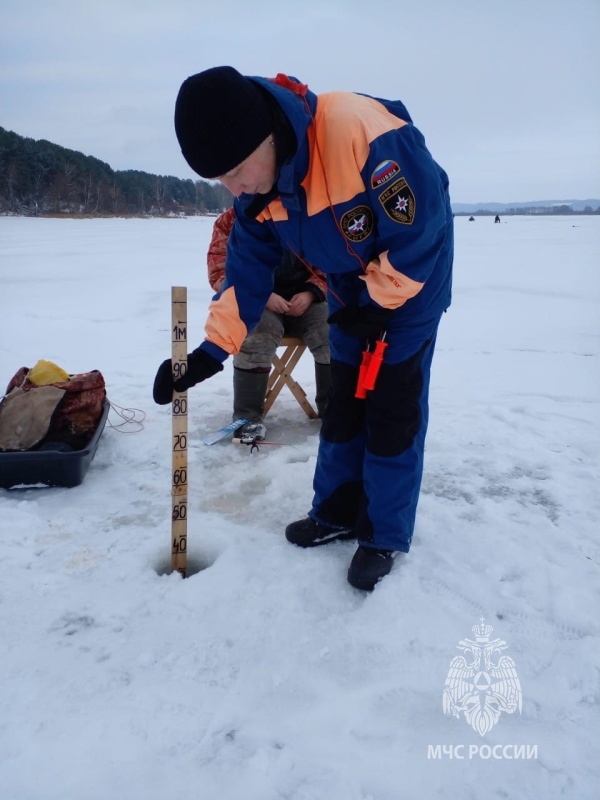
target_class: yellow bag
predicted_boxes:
[28,359,70,386]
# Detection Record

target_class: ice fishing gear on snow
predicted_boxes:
[0,363,106,452]
[239,436,286,454]
[232,420,267,445]
[231,417,285,453]
[202,418,285,452]
[0,361,109,488]
[202,418,249,445]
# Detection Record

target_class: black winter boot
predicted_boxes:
[285,517,356,547]
[314,362,332,418]
[233,368,269,423]
[347,545,395,591]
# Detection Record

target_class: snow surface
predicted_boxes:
[0,215,599,800]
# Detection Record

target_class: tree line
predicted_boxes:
[0,126,232,216]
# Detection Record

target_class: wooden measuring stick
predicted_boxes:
[171,286,188,577]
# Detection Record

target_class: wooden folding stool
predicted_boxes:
[263,336,318,420]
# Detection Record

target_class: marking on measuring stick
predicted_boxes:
[171,286,188,577]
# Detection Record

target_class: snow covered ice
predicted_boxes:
[1,214,599,800]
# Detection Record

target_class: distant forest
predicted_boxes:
[2,125,598,219]
[0,126,233,216]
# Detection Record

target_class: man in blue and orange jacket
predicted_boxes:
[153,66,454,591]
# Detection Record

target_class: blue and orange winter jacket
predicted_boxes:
[207,206,327,300]
[199,74,453,363]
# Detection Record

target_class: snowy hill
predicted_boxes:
[1,215,599,800]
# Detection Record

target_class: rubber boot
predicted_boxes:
[314,362,332,418]
[233,368,269,423]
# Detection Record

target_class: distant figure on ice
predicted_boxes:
[469,216,475,221]
[494,215,501,223]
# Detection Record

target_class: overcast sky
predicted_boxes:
[2,0,599,204]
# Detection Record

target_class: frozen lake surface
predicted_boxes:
[1,214,599,800]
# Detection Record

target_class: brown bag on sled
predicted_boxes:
[0,362,106,452]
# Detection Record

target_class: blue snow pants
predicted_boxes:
[309,292,442,553]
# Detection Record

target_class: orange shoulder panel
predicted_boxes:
[301,92,407,216]
[359,250,424,309]
[204,285,248,355]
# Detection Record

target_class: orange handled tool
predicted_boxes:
[363,333,388,391]
[355,347,372,399]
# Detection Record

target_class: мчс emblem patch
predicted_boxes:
[370,159,401,189]
[378,177,415,225]
[340,205,374,242]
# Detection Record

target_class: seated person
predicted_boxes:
[207,207,331,442]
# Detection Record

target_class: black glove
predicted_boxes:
[328,305,392,340]
[153,348,224,405]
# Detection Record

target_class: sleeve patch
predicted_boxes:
[370,159,401,189]
[340,205,374,242]
[378,177,416,225]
